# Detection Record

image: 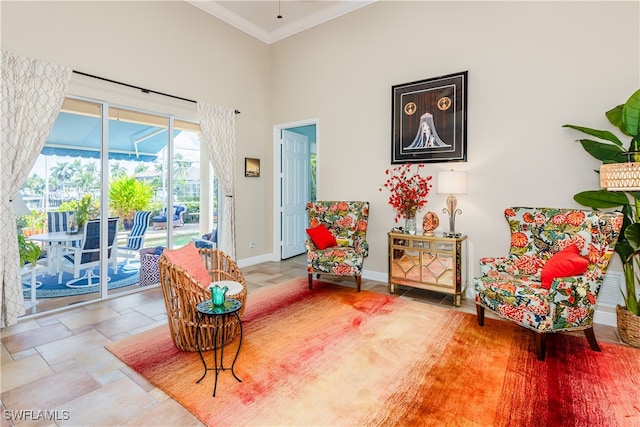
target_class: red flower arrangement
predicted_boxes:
[380,163,433,222]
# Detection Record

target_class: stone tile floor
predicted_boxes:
[0,255,622,426]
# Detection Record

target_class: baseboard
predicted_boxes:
[594,305,617,327]
[237,253,272,268]
[362,269,387,283]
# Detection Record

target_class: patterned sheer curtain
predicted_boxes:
[197,102,237,260]
[0,51,72,327]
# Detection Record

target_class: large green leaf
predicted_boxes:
[562,124,623,146]
[622,88,640,137]
[573,190,629,209]
[625,223,640,251]
[606,105,624,132]
[579,139,626,162]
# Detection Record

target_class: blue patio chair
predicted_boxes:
[193,228,217,249]
[118,211,152,268]
[47,211,72,233]
[152,205,186,230]
[58,218,119,288]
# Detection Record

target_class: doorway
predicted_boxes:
[272,119,318,260]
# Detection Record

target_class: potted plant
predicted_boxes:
[379,163,433,234]
[109,176,154,229]
[59,194,100,230]
[564,88,640,347]
[17,233,42,267]
[21,210,46,237]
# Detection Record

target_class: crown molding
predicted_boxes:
[186,1,376,44]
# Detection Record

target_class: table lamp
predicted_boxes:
[437,170,468,238]
[11,194,31,217]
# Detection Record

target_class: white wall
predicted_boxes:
[2,1,640,282]
[271,1,640,280]
[1,0,273,260]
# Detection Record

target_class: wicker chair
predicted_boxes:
[158,247,247,352]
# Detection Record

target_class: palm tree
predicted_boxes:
[173,153,191,179]
[69,159,83,176]
[50,162,71,193]
[111,162,127,178]
[24,173,45,195]
[134,163,149,174]
[72,162,100,193]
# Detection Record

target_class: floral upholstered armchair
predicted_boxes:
[474,207,623,360]
[306,201,369,292]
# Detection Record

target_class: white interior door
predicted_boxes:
[281,129,309,259]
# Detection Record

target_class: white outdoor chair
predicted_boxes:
[118,211,152,269]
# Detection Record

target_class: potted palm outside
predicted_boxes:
[109,176,154,229]
[564,88,640,347]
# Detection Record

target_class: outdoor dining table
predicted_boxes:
[28,232,83,275]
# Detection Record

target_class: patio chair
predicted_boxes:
[58,218,119,288]
[118,211,152,269]
[152,205,186,230]
[47,211,72,233]
[193,228,217,249]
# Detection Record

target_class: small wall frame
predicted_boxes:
[391,71,468,164]
[245,157,260,177]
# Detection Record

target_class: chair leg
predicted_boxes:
[584,327,601,352]
[535,333,547,361]
[476,304,485,326]
[308,273,313,290]
[355,275,361,292]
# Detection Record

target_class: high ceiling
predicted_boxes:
[186,0,376,44]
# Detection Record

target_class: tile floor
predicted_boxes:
[1,255,622,426]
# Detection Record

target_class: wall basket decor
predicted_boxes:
[391,71,468,164]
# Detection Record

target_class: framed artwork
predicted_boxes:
[391,71,468,164]
[245,157,260,177]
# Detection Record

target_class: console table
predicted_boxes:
[388,232,467,306]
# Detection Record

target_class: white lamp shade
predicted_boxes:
[437,170,468,195]
[11,194,32,216]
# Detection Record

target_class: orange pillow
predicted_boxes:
[541,245,589,290]
[162,242,211,286]
[306,224,337,249]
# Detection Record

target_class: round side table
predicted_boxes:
[195,298,243,397]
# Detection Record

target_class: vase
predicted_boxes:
[211,284,229,307]
[404,208,417,235]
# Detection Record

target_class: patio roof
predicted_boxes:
[42,111,180,162]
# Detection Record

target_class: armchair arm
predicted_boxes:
[353,237,369,257]
[305,239,318,252]
[548,276,598,327]
[479,256,511,276]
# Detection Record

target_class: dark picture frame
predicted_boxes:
[391,71,468,164]
[245,157,260,177]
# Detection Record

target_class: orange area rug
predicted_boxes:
[106,278,640,426]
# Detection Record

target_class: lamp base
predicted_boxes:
[443,232,462,238]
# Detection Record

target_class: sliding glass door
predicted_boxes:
[18,96,208,314]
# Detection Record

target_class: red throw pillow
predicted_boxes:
[306,224,337,250]
[162,242,211,286]
[541,245,589,290]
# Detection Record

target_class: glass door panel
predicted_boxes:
[107,107,169,296]
[19,98,104,314]
[173,120,202,247]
